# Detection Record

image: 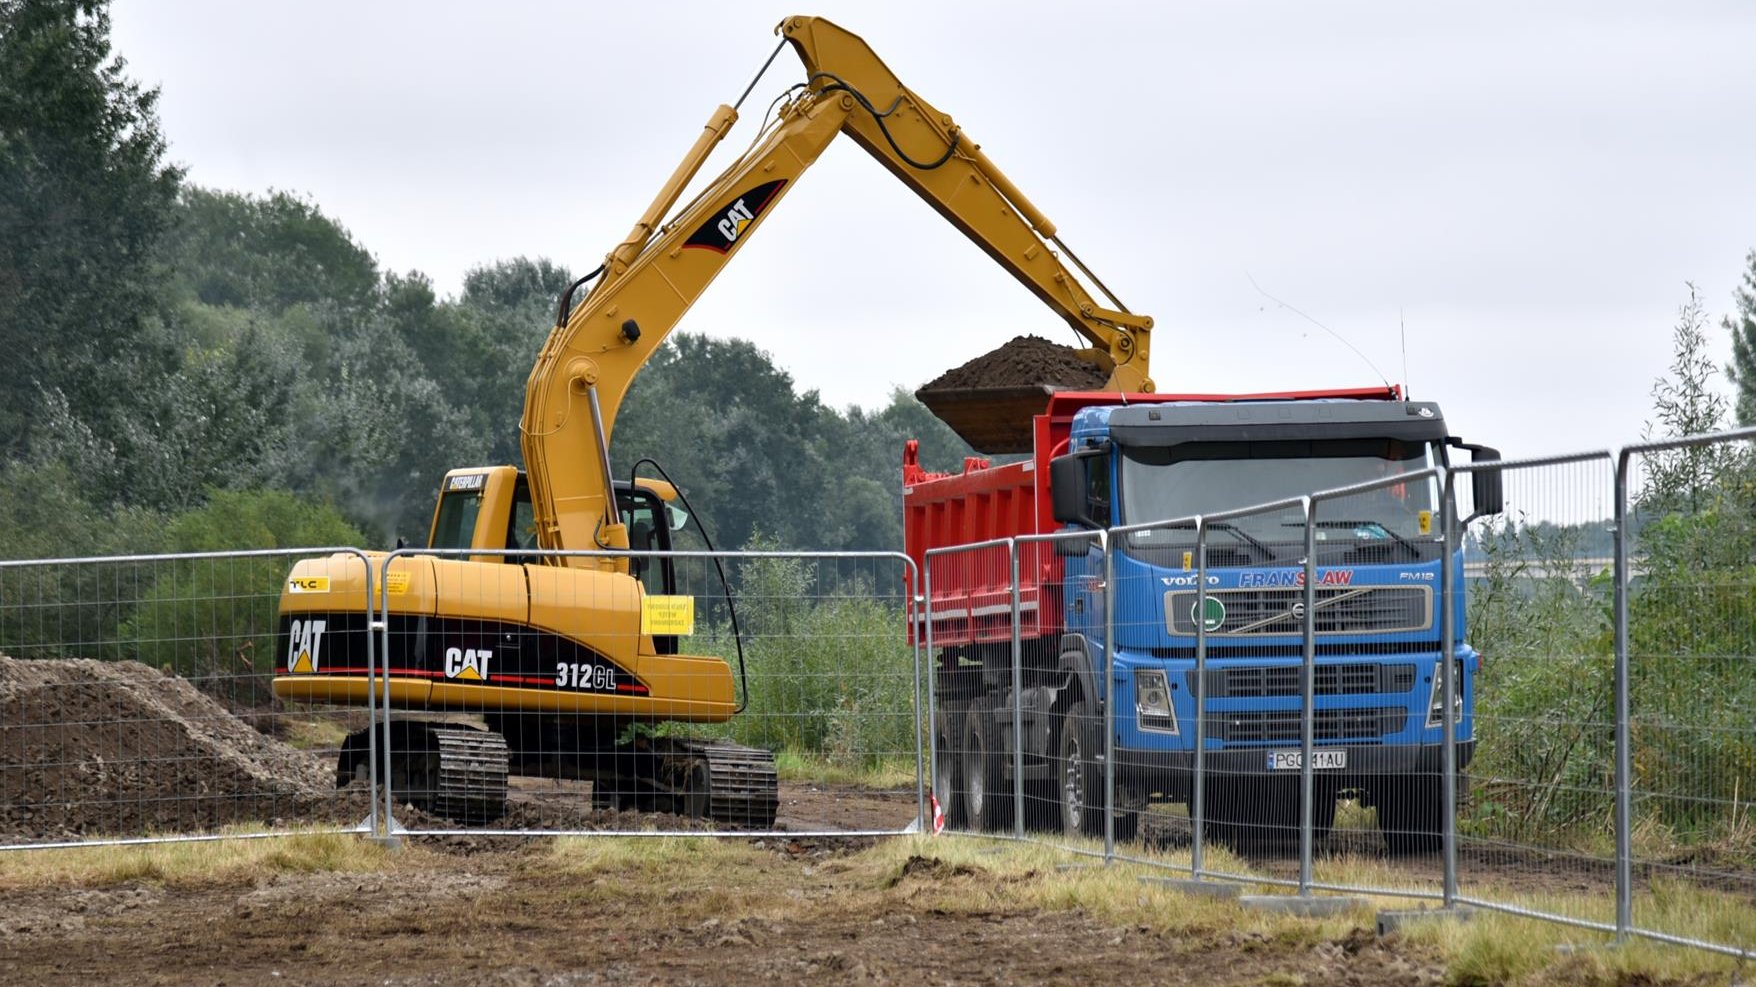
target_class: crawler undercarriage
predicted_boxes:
[336,718,779,828]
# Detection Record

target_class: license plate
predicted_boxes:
[1267,749,1347,770]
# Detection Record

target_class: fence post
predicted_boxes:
[924,560,939,833]
[1613,451,1634,942]
[377,552,398,839]
[909,559,927,833]
[1010,540,1026,839]
[1103,528,1116,864]
[1192,516,1209,879]
[361,554,381,840]
[1299,496,1316,896]
[1440,467,1459,908]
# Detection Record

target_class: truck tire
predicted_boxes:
[932,701,967,831]
[1376,775,1444,855]
[962,700,1013,832]
[1056,700,1104,838]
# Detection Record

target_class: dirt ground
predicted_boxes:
[0,834,1448,987]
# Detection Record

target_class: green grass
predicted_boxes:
[774,750,917,788]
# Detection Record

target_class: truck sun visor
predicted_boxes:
[1107,402,1449,448]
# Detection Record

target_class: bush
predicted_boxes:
[117,490,365,703]
[700,553,918,772]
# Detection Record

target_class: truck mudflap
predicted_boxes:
[1112,740,1475,795]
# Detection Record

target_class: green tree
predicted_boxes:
[161,186,378,316]
[1727,250,1756,426]
[1641,284,1735,515]
[0,0,181,457]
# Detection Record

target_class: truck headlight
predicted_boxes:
[1426,658,1464,729]
[1136,668,1178,734]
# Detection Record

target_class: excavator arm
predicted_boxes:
[520,14,1154,559]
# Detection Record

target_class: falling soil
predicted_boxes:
[916,334,1109,394]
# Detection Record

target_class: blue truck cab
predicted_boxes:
[1048,396,1500,851]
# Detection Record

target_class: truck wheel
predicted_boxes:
[1056,700,1104,838]
[932,702,967,831]
[1376,775,1444,855]
[962,700,1013,832]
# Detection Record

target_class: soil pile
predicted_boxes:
[0,654,330,841]
[916,334,1108,393]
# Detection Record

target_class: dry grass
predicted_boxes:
[3,825,1752,983]
[0,829,404,889]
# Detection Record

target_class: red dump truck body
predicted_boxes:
[903,387,1402,649]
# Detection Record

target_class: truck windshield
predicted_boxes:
[1119,438,1440,553]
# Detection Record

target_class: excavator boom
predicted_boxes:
[521,14,1154,558]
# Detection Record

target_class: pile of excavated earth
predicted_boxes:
[0,653,331,841]
[916,334,1108,393]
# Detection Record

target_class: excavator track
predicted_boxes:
[687,740,779,828]
[425,727,510,825]
[591,738,779,828]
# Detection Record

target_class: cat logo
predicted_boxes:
[444,647,493,682]
[716,198,756,243]
[682,180,786,254]
[286,619,326,674]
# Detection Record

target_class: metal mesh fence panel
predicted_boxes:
[922,539,1022,839]
[1014,530,1109,855]
[1299,470,1453,900]
[1621,433,1756,954]
[0,549,374,848]
[1453,453,1620,930]
[367,548,920,837]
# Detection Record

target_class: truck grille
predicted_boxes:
[1211,707,1406,744]
[1187,663,1416,699]
[1167,586,1430,636]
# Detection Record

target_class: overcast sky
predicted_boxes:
[111,2,1756,464]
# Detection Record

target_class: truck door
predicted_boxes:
[1071,453,1113,650]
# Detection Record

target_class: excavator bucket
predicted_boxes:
[915,384,1055,454]
[916,335,1115,454]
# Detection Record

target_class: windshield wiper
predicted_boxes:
[1283,519,1421,556]
[1208,521,1276,560]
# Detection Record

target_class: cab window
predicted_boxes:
[429,491,482,550]
[619,492,671,597]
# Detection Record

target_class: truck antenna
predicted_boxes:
[1400,308,1410,399]
[1246,272,1392,390]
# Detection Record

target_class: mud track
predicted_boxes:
[0,837,1445,986]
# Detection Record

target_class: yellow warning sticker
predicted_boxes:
[1182,551,1193,570]
[1417,510,1433,536]
[384,571,410,595]
[641,595,695,636]
[287,576,330,594]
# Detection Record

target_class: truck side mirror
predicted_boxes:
[1448,439,1504,519]
[1049,453,1091,527]
[1470,446,1504,517]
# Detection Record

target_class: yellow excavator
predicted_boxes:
[272,14,1154,825]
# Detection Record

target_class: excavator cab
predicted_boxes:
[428,467,680,589]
